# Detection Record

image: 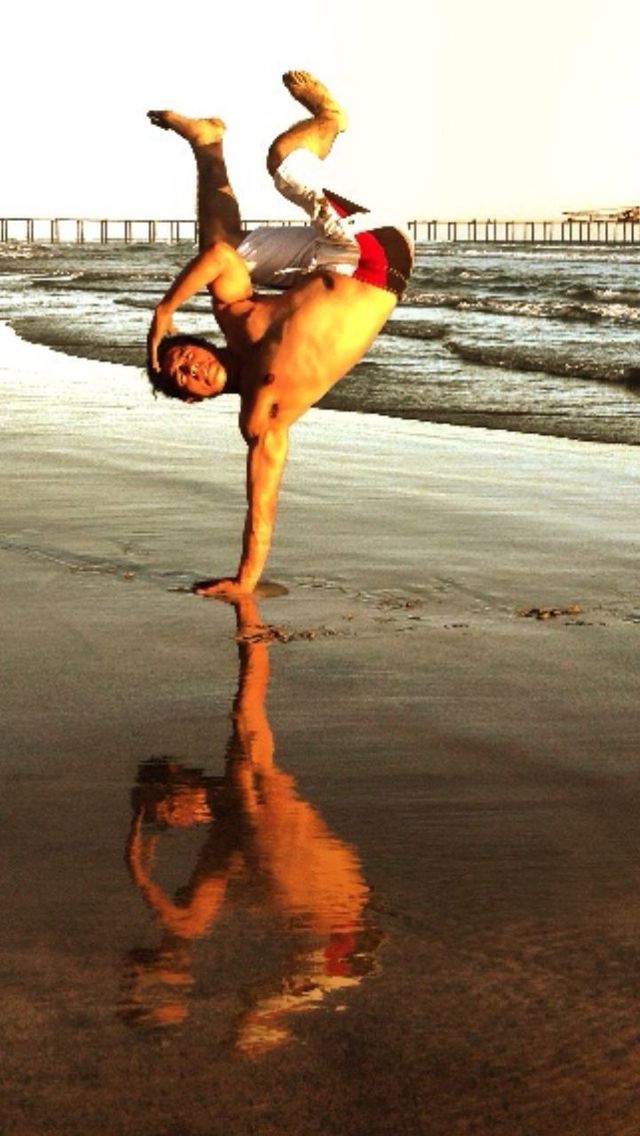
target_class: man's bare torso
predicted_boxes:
[212,270,396,437]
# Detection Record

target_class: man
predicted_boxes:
[147,71,414,599]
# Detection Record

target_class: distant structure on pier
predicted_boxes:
[563,204,640,222]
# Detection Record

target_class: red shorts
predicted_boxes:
[323,189,414,300]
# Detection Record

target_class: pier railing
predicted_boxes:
[1,216,640,245]
[408,219,640,244]
[0,217,302,245]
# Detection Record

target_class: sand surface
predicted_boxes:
[1,322,639,1135]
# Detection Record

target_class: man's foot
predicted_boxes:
[282,71,348,131]
[147,110,226,146]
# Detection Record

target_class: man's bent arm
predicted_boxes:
[148,242,251,369]
[236,427,289,593]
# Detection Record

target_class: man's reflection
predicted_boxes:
[120,598,380,1053]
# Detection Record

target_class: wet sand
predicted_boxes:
[1,322,640,1135]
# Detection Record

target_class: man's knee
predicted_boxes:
[201,238,235,257]
[266,139,285,179]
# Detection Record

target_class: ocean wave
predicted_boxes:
[414,243,640,265]
[114,295,209,314]
[411,264,530,291]
[0,243,54,262]
[32,272,167,294]
[565,285,640,308]
[407,289,640,325]
[382,320,448,341]
[29,272,84,284]
[448,340,640,386]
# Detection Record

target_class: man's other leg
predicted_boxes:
[266,71,367,234]
[266,70,347,178]
[147,111,243,250]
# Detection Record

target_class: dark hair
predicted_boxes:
[146,334,224,402]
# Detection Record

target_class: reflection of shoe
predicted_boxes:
[235,972,362,1056]
[235,986,323,1056]
[318,973,360,992]
[267,986,324,1012]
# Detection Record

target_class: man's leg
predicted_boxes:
[265,71,367,237]
[266,70,347,177]
[147,111,243,250]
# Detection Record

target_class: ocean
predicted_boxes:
[1,238,638,444]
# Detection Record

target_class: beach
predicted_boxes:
[2,318,640,1134]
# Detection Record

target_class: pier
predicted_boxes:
[1,216,640,245]
[408,218,640,244]
[0,217,302,246]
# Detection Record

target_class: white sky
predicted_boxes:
[2,0,638,221]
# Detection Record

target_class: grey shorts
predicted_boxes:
[236,150,413,296]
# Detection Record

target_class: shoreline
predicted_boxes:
[4,311,640,448]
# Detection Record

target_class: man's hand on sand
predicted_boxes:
[192,577,252,600]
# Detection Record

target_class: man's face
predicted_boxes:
[151,786,212,827]
[162,343,227,400]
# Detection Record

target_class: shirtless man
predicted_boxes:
[147,71,414,599]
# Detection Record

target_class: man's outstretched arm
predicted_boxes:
[194,425,289,598]
[147,241,252,370]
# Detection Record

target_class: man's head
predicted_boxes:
[148,334,230,402]
[131,758,224,827]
